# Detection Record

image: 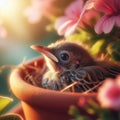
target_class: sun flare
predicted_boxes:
[0,0,30,39]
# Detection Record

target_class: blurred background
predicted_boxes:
[0,0,62,110]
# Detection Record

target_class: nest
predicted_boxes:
[21,59,103,93]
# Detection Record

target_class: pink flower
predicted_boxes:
[0,21,7,38]
[94,0,120,34]
[78,97,88,107]
[55,0,84,36]
[24,0,54,23]
[97,76,120,110]
[79,9,99,30]
[55,0,99,36]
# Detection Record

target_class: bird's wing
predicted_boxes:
[59,61,120,92]
[95,61,120,78]
[75,61,120,83]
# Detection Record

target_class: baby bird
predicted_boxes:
[31,40,120,92]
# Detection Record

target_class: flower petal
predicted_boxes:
[102,16,115,33]
[94,0,116,14]
[79,0,95,22]
[98,77,120,110]
[0,23,7,38]
[55,0,84,36]
[55,16,76,36]
[24,6,42,23]
[94,15,108,34]
[64,23,78,37]
[65,0,83,17]
[116,0,120,9]
[116,15,120,27]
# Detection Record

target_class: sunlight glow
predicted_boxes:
[0,0,12,11]
[0,0,31,40]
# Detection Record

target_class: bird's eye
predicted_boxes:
[59,51,70,62]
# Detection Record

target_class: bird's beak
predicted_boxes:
[31,45,58,63]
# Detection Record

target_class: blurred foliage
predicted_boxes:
[69,97,120,120]
[0,96,23,120]
[66,27,120,61]
[0,96,13,114]
[90,39,105,55]
[107,41,120,61]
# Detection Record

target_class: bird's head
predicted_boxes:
[31,41,95,72]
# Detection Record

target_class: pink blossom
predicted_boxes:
[55,0,99,36]
[0,21,7,38]
[79,9,99,30]
[55,0,84,36]
[97,76,120,110]
[78,97,88,107]
[24,0,54,23]
[94,0,120,34]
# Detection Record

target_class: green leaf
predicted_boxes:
[90,39,105,55]
[69,105,80,117]
[69,105,90,120]
[98,109,120,120]
[0,114,23,120]
[66,30,91,43]
[0,96,13,114]
[107,41,120,61]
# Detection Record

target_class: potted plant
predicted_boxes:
[9,56,97,120]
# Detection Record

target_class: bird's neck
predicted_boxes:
[45,58,60,73]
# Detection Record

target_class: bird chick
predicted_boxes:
[31,40,120,92]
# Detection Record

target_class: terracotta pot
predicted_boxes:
[9,57,96,120]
